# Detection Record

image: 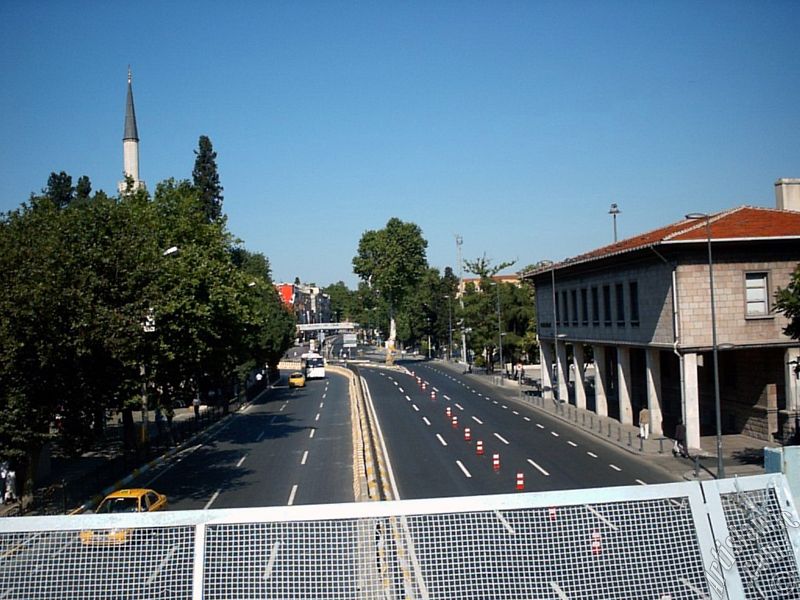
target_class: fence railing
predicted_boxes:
[2,474,799,599]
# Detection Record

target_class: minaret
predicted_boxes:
[118,67,145,193]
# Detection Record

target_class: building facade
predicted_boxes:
[525,181,800,451]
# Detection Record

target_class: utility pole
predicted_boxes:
[456,235,469,369]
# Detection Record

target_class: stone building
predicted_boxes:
[524,180,800,451]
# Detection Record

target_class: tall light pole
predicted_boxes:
[686,212,724,478]
[445,294,453,361]
[609,203,621,242]
[456,235,468,368]
[551,265,559,401]
[497,280,504,375]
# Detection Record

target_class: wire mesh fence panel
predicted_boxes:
[403,497,710,600]
[718,483,800,600]
[0,526,195,600]
[1,475,799,599]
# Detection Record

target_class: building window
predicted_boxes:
[570,289,578,326]
[615,282,625,327]
[555,287,561,326]
[591,287,599,326]
[629,281,640,327]
[581,288,588,326]
[561,291,568,327]
[745,272,769,317]
[603,285,611,326]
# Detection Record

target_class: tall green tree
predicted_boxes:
[44,171,74,208]
[192,135,224,223]
[353,218,428,353]
[75,175,92,202]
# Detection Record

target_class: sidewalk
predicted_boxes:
[0,393,259,518]
[431,359,779,483]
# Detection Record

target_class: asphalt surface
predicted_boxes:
[361,361,675,500]
[124,371,354,509]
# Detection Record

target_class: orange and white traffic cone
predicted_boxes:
[492,453,500,471]
[464,427,472,442]
[591,530,602,556]
[476,440,484,455]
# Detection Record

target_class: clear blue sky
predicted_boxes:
[2,1,798,288]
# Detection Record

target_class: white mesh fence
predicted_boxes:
[1,474,798,599]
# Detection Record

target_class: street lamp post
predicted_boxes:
[609,204,621,243]
[497,281,504,376]
[686,213,724,478]
[445,294,453,361]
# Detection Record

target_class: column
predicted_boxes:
[645,348,664,437]
[593,344,608,417]
[683,352,701,450]
[556,339,569,403]
[573,344,586,410]
[540,342,554,401]
[617,346,633,424]
[785,348,800,412]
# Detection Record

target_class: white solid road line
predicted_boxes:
[287,484,298,505]
[236,455,247,467]
[527,459,550,476]
[436,434,448,446]
[204,489,221,510]
[301,450,309,465]
[456,460,472,478]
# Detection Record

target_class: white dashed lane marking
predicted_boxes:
[567,441,578,447]
[436,434,448,446]
[527,459,550,477]
[587,451,597,458]
[472,416,483,425]
[456,461,472,478]
[610,464,622,472]
[494,433,510,445]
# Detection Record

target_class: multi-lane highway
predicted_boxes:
[125,370,354,509]
[361,360,675,500]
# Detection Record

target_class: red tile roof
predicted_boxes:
[525,206,800,276]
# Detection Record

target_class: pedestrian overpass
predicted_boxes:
[297,321,358,333]
[2,474,799,599]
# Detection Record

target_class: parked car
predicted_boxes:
[79,488,167,544]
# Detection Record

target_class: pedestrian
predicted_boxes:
[673,421,688,458]
[638,406,650,440]
[3,464,17,503]
[193,396,201,421]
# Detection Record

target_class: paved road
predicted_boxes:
[125,372,354,509]
[361,361,676,500]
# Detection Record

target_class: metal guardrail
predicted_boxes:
[1,474,799,599]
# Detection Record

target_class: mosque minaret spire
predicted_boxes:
[118,66,145,193]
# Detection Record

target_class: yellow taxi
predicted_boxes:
[79,488,167,544]
[288,371,306,388]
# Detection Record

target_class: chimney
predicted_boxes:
[775,178,800,212]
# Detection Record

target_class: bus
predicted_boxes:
[301,352,326,380]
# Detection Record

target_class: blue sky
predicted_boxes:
[2,1,798,287]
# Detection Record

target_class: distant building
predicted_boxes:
[275,282,331,325]
[117,68,145,193]
[524,179,800,450]
[459,274,521,297]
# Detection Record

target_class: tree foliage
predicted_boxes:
[0,165,293,503]
[776,265,800,340]
[352,218,428,345]
[192,135,224,223]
